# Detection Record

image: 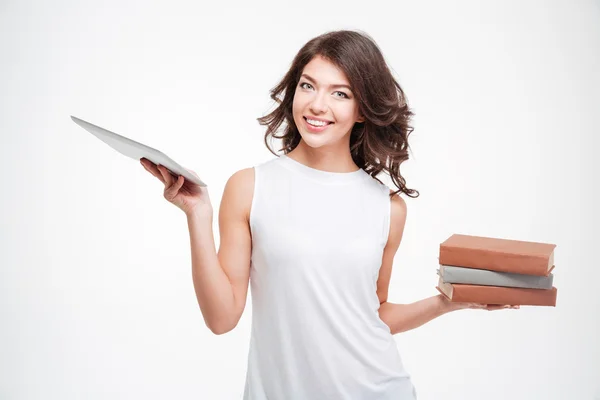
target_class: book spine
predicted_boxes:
[451,284,557,306]
[439,246,550,276]
[441,266,554,289]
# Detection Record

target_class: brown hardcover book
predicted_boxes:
[439,234,556,276]
[436,277,557,306]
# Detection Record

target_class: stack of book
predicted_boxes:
[435,234,558,307]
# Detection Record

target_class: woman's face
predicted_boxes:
[292,55,364,149]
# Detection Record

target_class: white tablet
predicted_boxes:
[71,115,207,187]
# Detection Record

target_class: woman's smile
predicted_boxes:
[303,116,334,133]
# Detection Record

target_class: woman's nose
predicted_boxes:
[309,92,329,114]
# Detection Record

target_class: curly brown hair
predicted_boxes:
[256,29,419,199]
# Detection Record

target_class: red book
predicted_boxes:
[436,277,557,306]
[439,234,556,276]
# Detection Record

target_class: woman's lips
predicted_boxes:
[303,117,333,133]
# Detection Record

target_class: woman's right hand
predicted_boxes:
[140,157,212,217]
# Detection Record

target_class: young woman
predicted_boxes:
[140,29,517,400]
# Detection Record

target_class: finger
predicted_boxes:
[140,158,156,169]
[174,174,185,191]
[486,304,518,311]
[164,175,184,201]
[141,159,165,184]
[470,303,486,309]
[157,164,174,187]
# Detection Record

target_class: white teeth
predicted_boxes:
[306,118,329,127]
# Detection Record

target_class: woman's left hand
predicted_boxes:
[438,295,520,312]
[452,302,520,311]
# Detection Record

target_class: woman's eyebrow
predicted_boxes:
[301,74,352,91]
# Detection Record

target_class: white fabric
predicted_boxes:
[243,154,417,400]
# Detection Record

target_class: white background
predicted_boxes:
[1,0,599,399]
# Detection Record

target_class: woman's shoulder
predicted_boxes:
[223,167,255,223]
[226,167,255,188]
[226,156,282,204]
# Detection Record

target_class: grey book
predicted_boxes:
[438,265,554,289]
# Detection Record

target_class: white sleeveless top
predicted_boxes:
[243,154,416,399]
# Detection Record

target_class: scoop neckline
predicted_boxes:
[278,154,367,185]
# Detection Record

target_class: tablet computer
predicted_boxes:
[71,115,207,187]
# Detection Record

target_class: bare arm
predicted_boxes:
[379,295,460,335]
[376,191,518,335]
[380,294,519,335]
[375,191,458,334]
[187,168,254,335]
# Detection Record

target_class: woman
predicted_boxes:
[140,29,517,400]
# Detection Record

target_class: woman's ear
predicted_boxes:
[356,115,365,123]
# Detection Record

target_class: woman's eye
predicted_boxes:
[300,82,349,99]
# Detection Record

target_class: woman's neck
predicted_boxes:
[286,142,359,173]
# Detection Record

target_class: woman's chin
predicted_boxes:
[299,138,325,149]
